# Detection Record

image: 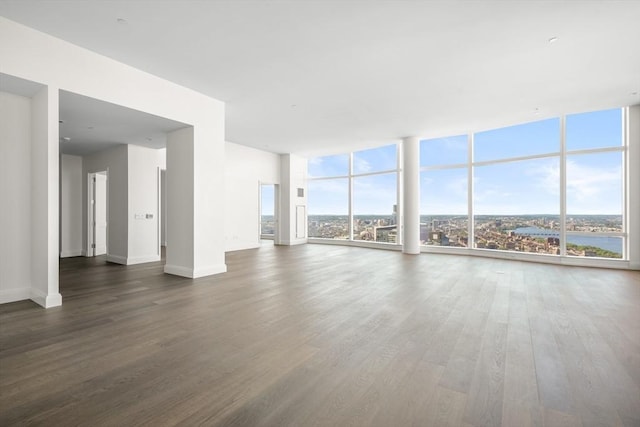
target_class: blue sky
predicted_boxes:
[307,109,623,216]
[261,184,275,215]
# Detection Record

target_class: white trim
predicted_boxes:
[0,287,31,304]
[277,239,307,246]
[106,254,127,265]
[60,250,82,258]
[30,288,62,308]
[127,255,161,265]
[308,239,636,270]
[164,264,194,277]
[193,264,227,278]
[309,238,402,251]
[164,263,227,278]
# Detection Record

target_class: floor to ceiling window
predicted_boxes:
[473,118,561,254]
[420,135,469,247]
[564,108,625,258]
[307,154,350,239]
[308,144,400,243]
[308,107,628,261]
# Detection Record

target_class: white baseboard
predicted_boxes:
[164,263,227,278]
[30,289,62,308]
[193,264,227,278]
[225,242,260,252]
[0,287,31,304]
[60,249,83,258]
[276,239,307,246]
[106,254,128,265]
[127,255,161,265]
[164,264,192,277]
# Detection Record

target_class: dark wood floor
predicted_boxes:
[1,244,639,426]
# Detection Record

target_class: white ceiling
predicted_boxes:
[1,1,639,157]
[58,90,187,156]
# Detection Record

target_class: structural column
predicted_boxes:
[164,112,227,278]
[628,105,640,270]
[277,154,308,246]
[403,136,420,254]
[31,85,62,307]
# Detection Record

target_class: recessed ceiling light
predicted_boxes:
[533,107,540,115]
[117,18,128,24]
[145,137,153,141]
[87,126,94,130]
[59,120,64,124]
[632,91,638,96]
[548,36,558,44]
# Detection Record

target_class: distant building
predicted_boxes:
[375,225,397,243]
[428,231,449,246]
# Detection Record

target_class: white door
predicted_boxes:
[93,173,107,256]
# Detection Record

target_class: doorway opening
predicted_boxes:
[260,183,277,242]
[87,171,108,257]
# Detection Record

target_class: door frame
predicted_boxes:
[87,170,109,257]
[259,182,279,242]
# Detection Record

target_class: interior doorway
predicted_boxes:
[88,171,108,256]
[260,183,277,241]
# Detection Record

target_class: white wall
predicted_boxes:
[128,145,164,264]
[1,16,227,302]
[224,142,280,252]
[83,145,128,263]
[278,154,308,246]
[60,154,83,257]
[0,91,32,303]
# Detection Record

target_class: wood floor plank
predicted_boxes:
[1,244,638,426]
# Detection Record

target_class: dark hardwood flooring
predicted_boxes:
[1,244,639,426]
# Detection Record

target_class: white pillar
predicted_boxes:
[31,85,62,307]
[628,105,640,270]
[403,136,420,254]
[164,118,227,278]
[277,154,308,245]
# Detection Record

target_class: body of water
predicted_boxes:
[514,227,622,254]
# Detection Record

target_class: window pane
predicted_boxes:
[566,151,622,232]
[420,135,467,166]
[308,178,349,239]
[566,235,623,259]
[566,108,622,151]
[353,173,397,242]
[566,152,622,219]
[308,154,349,178]
[474,118,560,162]
[260,185,274,235]
[353,144,397,174]
[420,168,468,247]
[474,158,560,254]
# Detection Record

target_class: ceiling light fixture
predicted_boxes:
[548,36,558,44]
[59,120,64,124]
[62,137,71,142]
[116,18,127,25]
